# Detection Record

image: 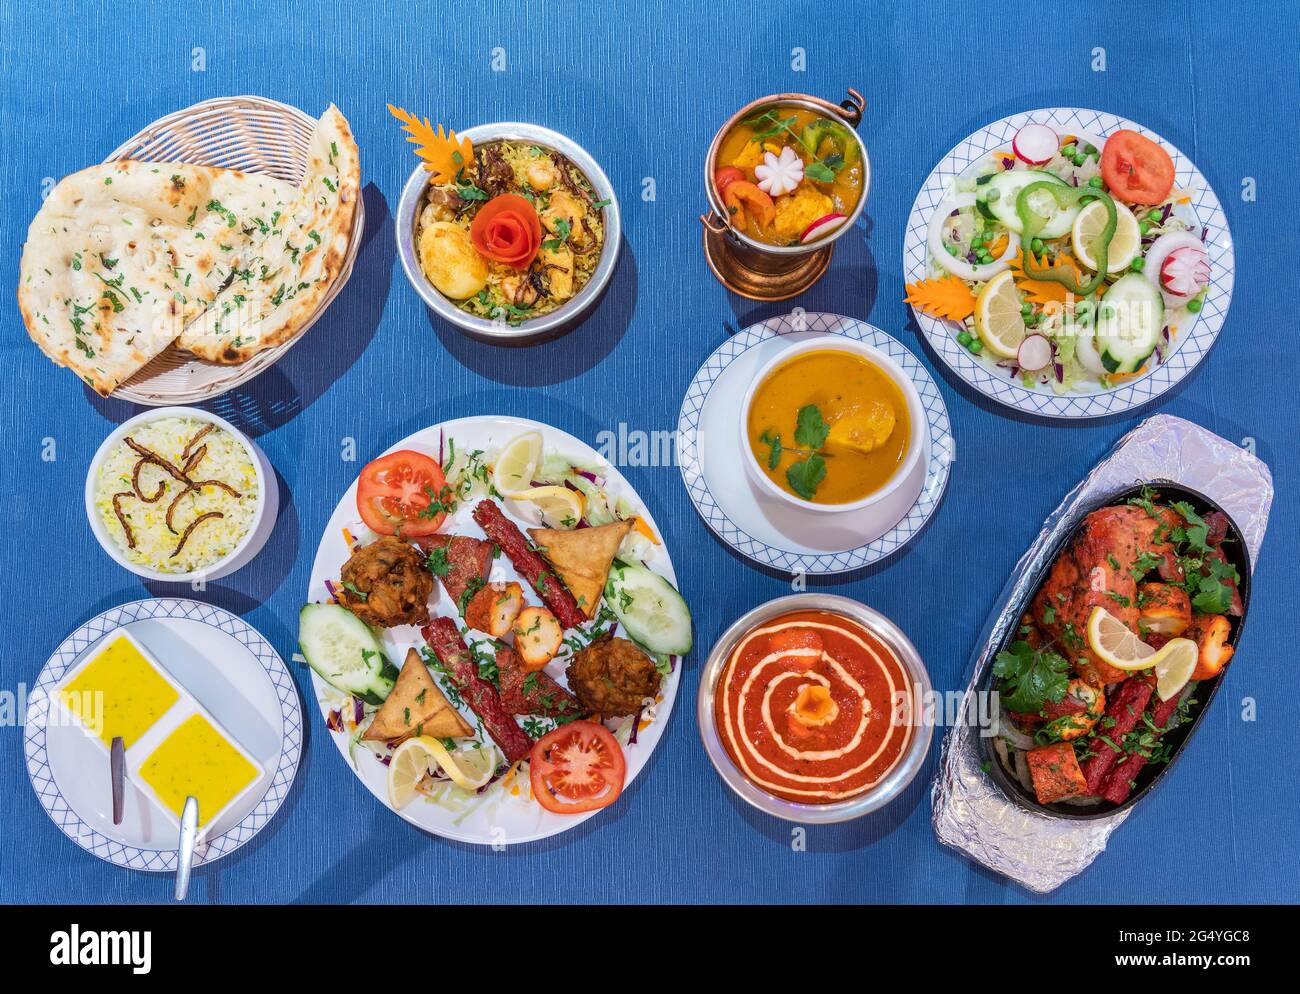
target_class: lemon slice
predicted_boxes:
[1086,606,1157,671]
[492,430,544,498]
[513,484,585,528]
[1152,638,1198,701]
[387,737,439,810]
[973,270,1027,359]
[1072,200,1141,274]
[422,738,500,791]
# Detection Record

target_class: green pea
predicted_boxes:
[1147,209,1162,222]
[1130,257,1145,272]
[1088,176,1104,189]
[969,339,983,354]
[1139,221,1150,236]
[1030,237,1045,254]
[1062,144,1077,158]
[1084,144,1098,156]
[1187,297,1203,313]
[1021,302,1033,317]
[957,330,973,346]
[1073,153,1087,167]
[978,252,992,264]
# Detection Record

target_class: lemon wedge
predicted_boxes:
[513,484,585,528]
[387,737,439,810]
[422,738,500,791]
[1086,606,1157,671]
[387,737,500,809]
[973,270,1027,359]
[1072,200,1141,274]
[1153,638,1198,701]
[492,430,544,498]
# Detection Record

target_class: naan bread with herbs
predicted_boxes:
[18,161,297,395]
[17,104,361,392]
[177,105,361,363]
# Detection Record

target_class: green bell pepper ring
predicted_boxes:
[1016,182,1115,296]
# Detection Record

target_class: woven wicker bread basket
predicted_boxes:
[102,95,364,405]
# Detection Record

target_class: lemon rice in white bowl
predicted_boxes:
[85,407,277,582]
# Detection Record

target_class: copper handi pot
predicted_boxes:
[700,89,869,300]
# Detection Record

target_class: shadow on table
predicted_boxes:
[721,751,933,854]
[426,236,638,387]
[85,182,394,436]
[722,216,877,333]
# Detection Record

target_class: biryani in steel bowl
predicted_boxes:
[391,110,620,340]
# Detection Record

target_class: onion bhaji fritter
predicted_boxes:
[339,536,434,628]
[565,636,662,718]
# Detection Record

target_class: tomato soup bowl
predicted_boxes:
[739,337,927,513]
[698,594,933,823]
[395,122,622,344]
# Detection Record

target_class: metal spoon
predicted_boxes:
[174,796,199,901]
[110,737,125,825]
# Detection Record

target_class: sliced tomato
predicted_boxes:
[355,450,449,537]
[529,720,626,814]
[1100,130,1175,205]
[714,166,745,196]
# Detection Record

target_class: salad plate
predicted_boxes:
[24,599,301,872]
[304,415,687,845]
[677,312,953,574]
[903,108,1234,419]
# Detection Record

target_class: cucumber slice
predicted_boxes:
[299,603,397,704]
[1096,274,1165,374]
[604,562,692,656]
[983,170,1072,235]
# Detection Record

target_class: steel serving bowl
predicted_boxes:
[698,593,933,823]
[396,122,622,343]
[701,90,870,258]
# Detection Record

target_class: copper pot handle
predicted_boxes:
[700,210,729,234]
[838,88,865,129]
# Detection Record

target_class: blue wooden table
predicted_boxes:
[2,0,1296,904]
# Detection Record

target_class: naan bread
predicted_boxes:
[17,104,361,393]
[18,161,297,395]
[178,105,361,363]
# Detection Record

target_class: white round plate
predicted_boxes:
[903,107,1234,419]
[306,415,682,845]
[24,599,301,872]
[676,312,953,574]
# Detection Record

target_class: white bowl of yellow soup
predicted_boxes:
[740,339,925,513]
[85,407,278,582]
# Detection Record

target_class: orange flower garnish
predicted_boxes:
[904,274,977,322]
[387,104,472,184]
[1009,249,1084,305]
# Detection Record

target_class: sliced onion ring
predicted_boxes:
[927,193,1018,282]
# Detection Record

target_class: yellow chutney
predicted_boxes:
[139,713,258,826]
[747,349,910,505]
[59,636,179,748]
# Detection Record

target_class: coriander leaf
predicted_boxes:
[758,429,782,469]
[993,641,1070,714]
[793,404,829,449]
[1171,501,1210,553]
[786,455,826,500]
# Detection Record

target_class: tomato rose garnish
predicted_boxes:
[469,193,542,269]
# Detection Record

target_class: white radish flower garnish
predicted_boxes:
[755,147,804,196]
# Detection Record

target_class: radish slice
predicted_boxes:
[1143,231,1207,304]
[1013,123,1059,165]
[800,212,847,243]
[1160,245,1209,298]
[927,194,1018,282]
[1017,334,1053,371]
